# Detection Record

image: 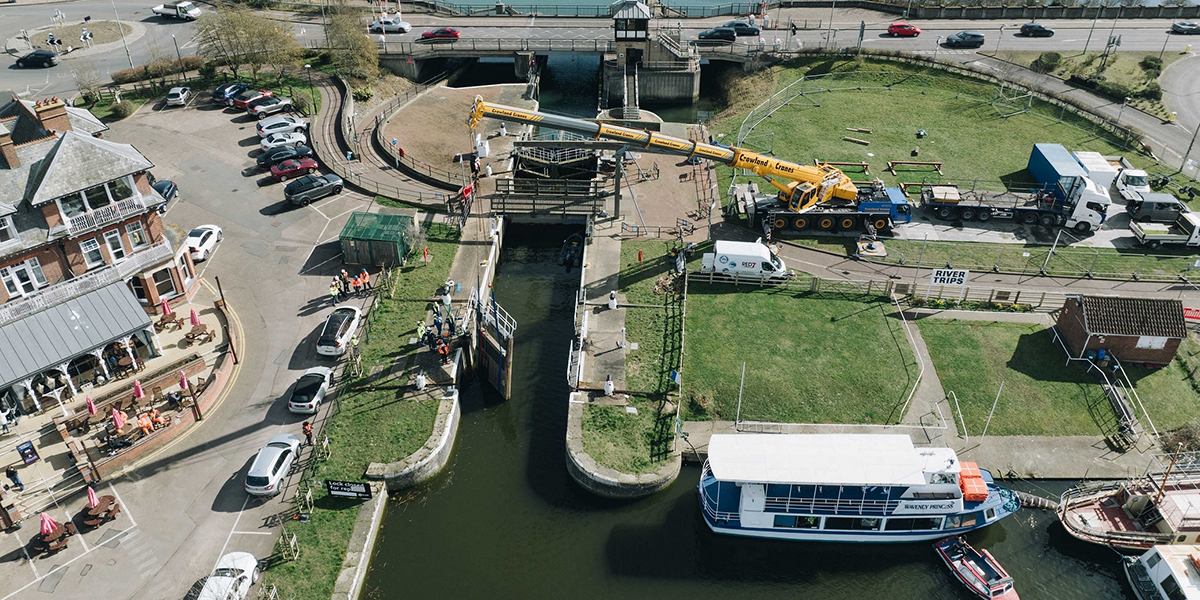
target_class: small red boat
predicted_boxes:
[934,536,1020,600]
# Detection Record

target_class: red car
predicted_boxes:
[419,27,460,42]
[232,89,273,110]
[887,22,921,37]
[271,157,318,181]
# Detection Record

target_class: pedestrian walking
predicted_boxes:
[0,408,8,435]
[360,269,372,292]
[790,22,797,35]
[329,282,340,305]
[302,421,313,446]
[5,465,23,492]
[433,315,443,337]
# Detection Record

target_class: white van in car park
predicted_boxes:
[700,240,790,281]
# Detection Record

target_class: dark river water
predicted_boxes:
[360,227,1138,600]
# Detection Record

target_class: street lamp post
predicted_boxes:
[934,35,942,63]
[305,64,315,115]
[994,24,1005,57]
[1183,124,1200,178]
[1117,96,1130,125]
[826,0,836,50]
[110,0,134,70]
[1161,27,1172,61]
[1084,11,1099,54]
[172,34,183,82]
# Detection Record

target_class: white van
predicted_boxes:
[700,240,789,281]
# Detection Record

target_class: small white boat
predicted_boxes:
[934,536,1019,600]
[1123,545,1200,600]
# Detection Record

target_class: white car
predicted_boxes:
[316,306,361,356]
[166,87,191,107]
[256,115,308,138]
[245,433,301,496]
[260,132,307,152]
[186,224,223,262]
[369,18,411,33]
[286,367,332,414]
[196,552,260,600]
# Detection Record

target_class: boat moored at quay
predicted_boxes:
[698,434,1020,543]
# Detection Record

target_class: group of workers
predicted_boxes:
[421,280,458,365]
[329,268,372,305]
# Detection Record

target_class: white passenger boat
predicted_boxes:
[1123,545,1200,600]
[697,434,1020,543]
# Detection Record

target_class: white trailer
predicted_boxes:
[1129,212,1200,248]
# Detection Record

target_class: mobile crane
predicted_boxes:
[468,97,911,232]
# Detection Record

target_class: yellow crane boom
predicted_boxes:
[467,97,858,210]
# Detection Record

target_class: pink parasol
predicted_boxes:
[39,513,59,536]
[112,407,126,431]
[179,371,189,390]
[160,298,171,316]
[189,309,200,327]
[87,486,99,509]
[86,396,97,415]
[132,380,144,399]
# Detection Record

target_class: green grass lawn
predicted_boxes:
[260,223,460,600]
[920,321,1200,437]
[995,50,1184,119]
[683,289,917,423]
[619,241,704,394]
[582,395,675,474]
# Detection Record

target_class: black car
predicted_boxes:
[212,82,249,103]
[151,179,178,202]
[698,27,737,42]
[1019,23,1055,37]
[945,30,985,48]
[722,20,761,36]
[284,174,343,205]
[1172,21,1200,35]
[257,144,314,169]
[15,50,58,68]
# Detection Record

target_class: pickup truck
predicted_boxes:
[1129,212,1200,248]
[152,2,201,20]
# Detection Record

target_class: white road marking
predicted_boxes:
[109,483,137,527]
[212,495,250,570]
[13,531,39,579]
[232,530,274,535]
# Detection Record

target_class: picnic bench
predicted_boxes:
[81,495,121,527]
[887,160,943,176]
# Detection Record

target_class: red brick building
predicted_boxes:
[1055,296,1187,366]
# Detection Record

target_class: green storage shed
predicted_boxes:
[339,211,417,267]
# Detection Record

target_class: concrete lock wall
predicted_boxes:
[363,389,461,491]
[564,392,681,499]
[639,70,701,104]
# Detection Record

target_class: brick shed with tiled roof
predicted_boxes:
[1055,296,1187,366]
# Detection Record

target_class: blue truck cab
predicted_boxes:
[858,186,912,225]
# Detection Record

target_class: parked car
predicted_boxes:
[260,132,307,152]
[257,115,308,138]
[418,27,461,41]
[15,50,58,68]
[945,30,985,48]
[151,179,178,203]
[244,434,301,496]
[887,22,921,37]
[195,552,260,600]
[285,174,343,205]
[213,82,250,104]
[270,158,318,182]
[369,18,411,33]
[1019,22,1055,37]
[231,89,273,110]
[721,20,760,36]
[316,306,362,356]
[247,96,293,119]
[186,224,223,262]
[698,27,737,42]
[1172,21,1200,35]
[166,87,191,107]
[256,144,313,169]
[286,367,332,414]
[1128,193,1190,223]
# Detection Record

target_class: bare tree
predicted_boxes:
[194,7,258,79]
[326,5,378,82]
[72,60,104,104]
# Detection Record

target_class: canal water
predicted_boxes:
[361,226,1137,600]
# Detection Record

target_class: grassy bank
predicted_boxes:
[683,289,917,424]
[994,50,1184,119]
[260,223,460,600]
[582,395,675,474]
[619,241,705,394]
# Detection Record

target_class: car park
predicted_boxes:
[231,89,273,110]
[15,50,58,68]
[257,115,308,138]
[248,96,293,119]
[260,132,307,152]
[286,367,332,414]
[185,224,223,262]
[284,173,343,205]
[195,552,260,600]
[370,18,411,33]
[698,27,737,42]
[1172,21,1200,34]
[257,145,313,169]
[270,158,318,182]
[166,87,191,107]
[887,22,921,37]
[316,306,361,356]
[1019,23,1055,37]
[721,20,760,36]
[419,27,461,41]
[945,30,985,48]
[213,82,250,104]
[244,434,301,496]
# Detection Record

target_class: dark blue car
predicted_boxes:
[212,82,250,104]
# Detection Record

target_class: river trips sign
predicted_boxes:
[326,480,373,500]
[929,269,969,287]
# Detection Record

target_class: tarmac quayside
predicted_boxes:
[698,434,1020,543]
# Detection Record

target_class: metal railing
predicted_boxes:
[496,178,601,197]
[67,198,147,232]
[116,239,176,278]
[376,38,614,58]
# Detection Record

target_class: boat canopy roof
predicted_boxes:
[707,434,959,486]
[1142,545,1200,599]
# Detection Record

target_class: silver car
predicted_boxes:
[286,367,332,414]
[196,552,260,600]
[256,115,308,138]
[244,434,301,496]
[166,86,191,107]
[316,307,361,356]
[260,131,307,152]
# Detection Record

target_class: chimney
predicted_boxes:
[0,121,17,168]
[34,97,71,133]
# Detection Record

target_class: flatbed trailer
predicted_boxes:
[920,185,1108,232]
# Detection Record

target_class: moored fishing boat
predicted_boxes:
[933,536,1019,600]
[1122,545,1200,600]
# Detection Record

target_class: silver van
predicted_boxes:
[1127,192,1188,223]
